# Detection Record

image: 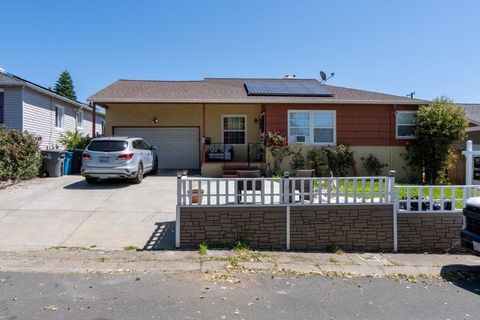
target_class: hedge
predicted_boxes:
[0,127,42,181]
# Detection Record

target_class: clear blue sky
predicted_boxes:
[2,0,479,103]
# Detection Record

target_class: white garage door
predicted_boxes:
[114,127,200,169]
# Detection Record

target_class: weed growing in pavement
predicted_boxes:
[123,245,138,251]
[328,257,339,264]
[326,245,345,255]
[233,239,250,252]
[198,241,208,255]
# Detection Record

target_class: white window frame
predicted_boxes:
[76,110,84,129]
[222,115,247,145]
[55,105,65,129]
[396,110,417,139]
[288,110,336,145]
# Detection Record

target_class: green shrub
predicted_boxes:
[324,145,351,176]
[0,127,42,181]
[361,154,387,176]
[401,97,467,184]
[289,148,305,173]
[58,130,90,150]
[306,149,327,176]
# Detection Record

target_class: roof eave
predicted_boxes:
[88,98,428,105]
[1,74,90,110]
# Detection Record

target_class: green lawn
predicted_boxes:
[308,179,475,201]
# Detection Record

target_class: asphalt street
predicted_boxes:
[0,271,479,320]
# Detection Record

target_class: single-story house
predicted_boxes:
[88,77,427,178]
[0,69,105,149]
[459,104,480,145]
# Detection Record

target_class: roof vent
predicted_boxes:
[284,75,296,79]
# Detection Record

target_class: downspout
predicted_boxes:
[391,104,396,170]
[202,103,206,165]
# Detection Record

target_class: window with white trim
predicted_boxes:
[76,110,84,128]
[55,105,64,129]
[223,116,246,144]
[396,111,417,139]
[288,110,335,145]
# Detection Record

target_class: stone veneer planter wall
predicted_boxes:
[179,205,463,252]
[397,212,463,252]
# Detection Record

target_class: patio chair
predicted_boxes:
[236,170,262,203]
[290,169,315,202]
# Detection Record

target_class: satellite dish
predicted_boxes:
[320,71,327,82]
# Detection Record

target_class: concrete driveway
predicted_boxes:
[0,172,179,251]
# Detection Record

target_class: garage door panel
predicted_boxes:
[114,127,199,169]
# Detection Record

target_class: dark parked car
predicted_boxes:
[461,197,480,255]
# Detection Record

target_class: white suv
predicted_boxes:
[81,137,158,184]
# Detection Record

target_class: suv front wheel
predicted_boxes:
[131,163,144,184]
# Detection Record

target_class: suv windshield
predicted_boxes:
[87,140,128,152]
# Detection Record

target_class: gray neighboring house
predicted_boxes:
[0,69,105,149]
[458,104,480,146]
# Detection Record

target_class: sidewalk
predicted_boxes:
[1,248,479,278]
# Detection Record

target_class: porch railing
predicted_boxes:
[247,143,265,165]
[177,176,394,206]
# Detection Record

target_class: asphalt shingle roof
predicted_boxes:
[0,71,91,110]
[459,104,480,125]
[89,78,428,105]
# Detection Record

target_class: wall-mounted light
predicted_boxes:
[152,116,159,124]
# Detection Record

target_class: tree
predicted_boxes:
[54,71,77,100]
[402,97,467,184]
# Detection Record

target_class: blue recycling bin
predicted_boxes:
[64,151,73,175]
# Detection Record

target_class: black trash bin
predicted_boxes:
[41,150,67,177]
[69,149,85,174]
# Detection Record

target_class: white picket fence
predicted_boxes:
[176,175,480,251]
[177,176,480,212]
[395,185,480,213]
[177,176,394,206]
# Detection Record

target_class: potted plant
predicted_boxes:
[188,189,204,204]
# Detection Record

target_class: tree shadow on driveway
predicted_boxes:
[142,221,176,250]
[441,265,480,295]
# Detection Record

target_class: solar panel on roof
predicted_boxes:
[244,79,333,97]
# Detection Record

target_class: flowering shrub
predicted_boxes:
[265,130,292,175]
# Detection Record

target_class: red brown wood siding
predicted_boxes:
[264,104,419,146]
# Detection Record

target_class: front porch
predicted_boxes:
[201,142,266,177]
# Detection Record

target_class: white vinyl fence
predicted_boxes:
[176,175,480,251]
[395,185,480,213]
[177,176,394,206]
[178,176,479,213]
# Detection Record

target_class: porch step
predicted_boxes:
[223,164,249,170]
[222,164,250,177]
[222,174,238,178]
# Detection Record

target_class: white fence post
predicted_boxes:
[282,176,291,250]
[464,140,473,185]
[175,175,182,248]
[388,172,398,253]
